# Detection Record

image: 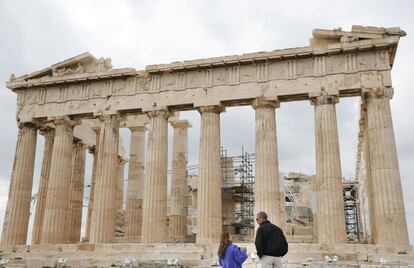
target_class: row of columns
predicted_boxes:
[1,116,130,245]
[1,89,410,247]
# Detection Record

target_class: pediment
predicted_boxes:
[10,52,113,82]
[311,25,406,48]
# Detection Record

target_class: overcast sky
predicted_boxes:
[0,0,413,244]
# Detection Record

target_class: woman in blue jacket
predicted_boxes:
[217,232,248,268]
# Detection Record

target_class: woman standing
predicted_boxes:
[218,233,248,268]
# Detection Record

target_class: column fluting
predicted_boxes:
[66,139,86,243]
[252,98,286,231]
[85,128,100,242]
[1,122,37,245]
[90,115,120,244]
[32,128,54,244]
[311,94,347,244]
[41,119,75,244]
[141,111,168,243]
[196,105,223,244]
[366,87,410,247]
[169,120,190,242]
[125,126,146,239]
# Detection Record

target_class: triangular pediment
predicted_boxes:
[11,52,113,82]
[311,25,406,46]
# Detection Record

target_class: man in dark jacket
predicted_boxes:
[255,211,288,268]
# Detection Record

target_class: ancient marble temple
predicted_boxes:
[0,26,411,264]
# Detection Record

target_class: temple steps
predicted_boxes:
[1,243,413,268]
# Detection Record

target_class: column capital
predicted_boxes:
[363,87,394,100]
[310,94,339,106]
[39,127,54,137]
[48,116,79,126]
[251,97,280,110]
[17,121,37,129]
[98,113,120,122]
[170,119,191,129]
[198,105,225,114]
[146,110,169,119]
[128,126,147,132]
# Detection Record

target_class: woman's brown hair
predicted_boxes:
[217,232,231,259]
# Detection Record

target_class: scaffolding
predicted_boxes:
[220,147,255,236]
[342,180,363,243]
[171,146,363,242]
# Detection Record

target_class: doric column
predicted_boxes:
[169,120,190,242]
[365,87,410,247]
[41,118,75,244]
[196,105,223,244]
[356,102,376,244]
[117,156,126,212]
[141,111,168,243]
[66,139,86,244]
[125,126,146,239]
[222,157,236,234]
[1,122,37,245]
[90,114,120,244]
[252,98,286,231]
[115,156,126,237]
[32,128,54,244]
[310,94,347,244]
[85,128,100,241]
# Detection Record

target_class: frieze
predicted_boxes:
[5,25,404,122]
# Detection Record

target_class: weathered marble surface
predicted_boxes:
[6,26,405,123]
[0,26,410,254]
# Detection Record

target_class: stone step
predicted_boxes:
[2,243,413,268]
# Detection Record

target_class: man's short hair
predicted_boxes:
[256,211,268,220]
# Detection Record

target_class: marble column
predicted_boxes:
[1,122,37,245]
[365,87,410,246]
[196,105,223,244]
[90,115,120,244]
[356,102,376,244]
[115,156,126,237]
[117,157,126,212]
[311,94,347,244]
[222,157,236,234]
[41,119,75,244]
[141,111,168,243]
[125,126,146,239]
[169,120,190,242]
[66,139,86,243]
[32,128,54,244]
[252,98,286,231]
[85,129,100,241]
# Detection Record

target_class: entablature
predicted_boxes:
[6,25,404,123]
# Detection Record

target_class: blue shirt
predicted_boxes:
[219,244,248,268]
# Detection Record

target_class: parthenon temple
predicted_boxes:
[0,25,412,267]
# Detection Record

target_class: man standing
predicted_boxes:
[255,211,288,268]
